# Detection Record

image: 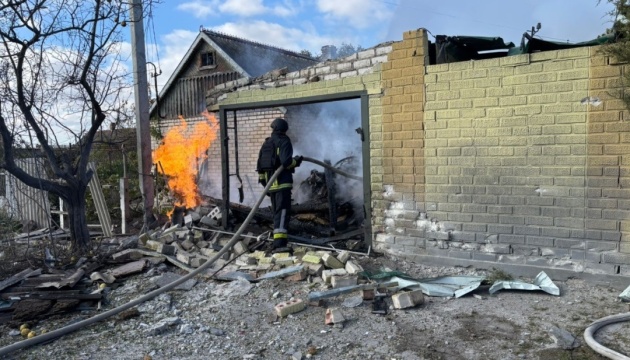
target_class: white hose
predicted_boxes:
[584,312,630,360]
[0,166,285,357]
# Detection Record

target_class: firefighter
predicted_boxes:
[256,117,303,249]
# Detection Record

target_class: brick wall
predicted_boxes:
[208,29,630,280]
[409,46,630,276]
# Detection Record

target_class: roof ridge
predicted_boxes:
[202,29,316,61]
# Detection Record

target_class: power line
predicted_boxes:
[373,0,582,42]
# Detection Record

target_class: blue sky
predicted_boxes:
[143,0,616,90]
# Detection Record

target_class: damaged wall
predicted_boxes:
[210,29,630,280]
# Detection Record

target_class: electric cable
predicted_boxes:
[0,166,285,357]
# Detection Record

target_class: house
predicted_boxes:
[149,29,318,121]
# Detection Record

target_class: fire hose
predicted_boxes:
[302,156,362,181]
[0,166,286,357]
[584,312,630,359]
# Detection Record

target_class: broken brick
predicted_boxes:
[176,251,195,265]
[392,290,424,309]
[321,253,344,269]
[345,260,363,275]
[181,239,195,251]
[325,308,345,325]
[322,269,347,283]
[284,269,307,282]
[336,251,350,264]
[275,298,305,317]
[233,241,247,255]
[362,289,375,301]
[275,257,296,267]
[305,263,324,277]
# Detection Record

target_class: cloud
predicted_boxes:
[316,0,393,29]
[212,20,337,53]
[177,0,219,19]
[219,0,267,17]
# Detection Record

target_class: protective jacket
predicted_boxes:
[257,122,298,192]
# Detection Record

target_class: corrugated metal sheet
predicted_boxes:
[87,162,112,237]
[5,157,51,228]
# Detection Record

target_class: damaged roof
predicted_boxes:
[203,30,318,77]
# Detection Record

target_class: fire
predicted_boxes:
[153,111,218,210]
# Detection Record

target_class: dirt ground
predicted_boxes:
[1,254,629,360]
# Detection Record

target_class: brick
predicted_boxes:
[301,253,322,264]
[331,275,358,288]
[305,263,324,277]
[325,308,346,325]
[345,261,363,275]
[392,290,424,309]
[176,251,195,265]
[275,298,306,318]
[322,269,348,283]
[322,253,345,269]
[336,251,351,264]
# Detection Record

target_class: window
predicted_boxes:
[201,51,216,68]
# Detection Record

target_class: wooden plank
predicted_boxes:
[0,268,41,292]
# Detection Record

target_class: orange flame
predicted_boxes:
[153,111,218,210]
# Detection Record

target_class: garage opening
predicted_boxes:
[217,91,371,252]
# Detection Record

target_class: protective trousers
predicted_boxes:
[270,188,291,240]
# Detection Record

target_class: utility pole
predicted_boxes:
[129,0,155,229]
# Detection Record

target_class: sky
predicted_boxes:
[141,0,617,91]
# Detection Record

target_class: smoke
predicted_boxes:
[287,99,363,206]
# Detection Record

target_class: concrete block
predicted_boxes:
[272,252,291,259]
[322,269,348,283]
[305,263,324,277]
[181,239,195,251]
[176,230,189,240]
[250,250,266,259]
[322,253,344,269]
[331,275,358,288]
[258,257,275,265]
[275,257,297,267]
[200,248,218,258]
[184,214,193,227]
[392,290,425,309]
[197,240,209,248]
[233,241,247,255]
[345,260,363,275]
[139,232,152,245]
[145,239,162,252]
[275,299,306,317]
[325,308,345,325]
[190,257,207,268]
[336,251,350,264]
[176,251,194,265]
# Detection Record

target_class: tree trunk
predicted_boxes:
[65,185,90,252]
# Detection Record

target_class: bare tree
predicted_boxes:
[0,0,137,252]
